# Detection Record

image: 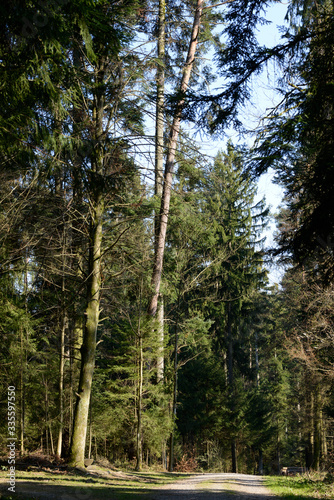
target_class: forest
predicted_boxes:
[0,0,334,477]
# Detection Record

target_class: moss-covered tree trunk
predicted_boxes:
[69,197,103,467]
[69,56,105,467]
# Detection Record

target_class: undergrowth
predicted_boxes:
[265,472,334,499]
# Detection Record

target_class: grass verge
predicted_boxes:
[265,472,334,499]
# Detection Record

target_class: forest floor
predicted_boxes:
[0,465,276,500]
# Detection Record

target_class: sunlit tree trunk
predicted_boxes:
[255,331,260,388]
[69,198,103,466]
[156,296,164,382]
[154,0,166,384]
[57,222,67,458]
[154,0,165,205]
[148,0,204,317]
[135,275,145,471]
[20,251,29,455]
[56,311,66,458]
[69,58,105,467]
[20,326,25,456]
[69,317,81,444]
[136,334,143,471]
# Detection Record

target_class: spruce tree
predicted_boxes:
[251,1,334,282]
[201,144,268,472]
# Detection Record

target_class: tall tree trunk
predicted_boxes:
[69,312,84,444]
[69,55,105,467]
[313,385,322,470]
[94,435,98,460]
[136,334,143,471]
[44,376,50,455]
[136,277,144,471]
[255,331,260,388]
[148,0,204,317]
[68,196,103,467]
[154,0,165,205]
[57,231,67,458]
[20,326,25,456]
[277,433,281,475]
[88,393,92,459]
[20,251,29,455]
[306,389,315,469]
[49,424,55,455]
[155,0,166,384]
[321,407,327,459]
[156,295,164,382]
[297,393,303,465]
[227,301,237,473]
[168,317,179,472]
[56,312,66,458]
[258,449,263,475]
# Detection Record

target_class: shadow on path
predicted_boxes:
[0,472,314,500]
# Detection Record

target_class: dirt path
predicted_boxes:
[0,471,277,499]
[154,473,277,499]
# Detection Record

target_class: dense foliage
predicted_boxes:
[0,0,333,474]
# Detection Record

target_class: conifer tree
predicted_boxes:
[200,145,268,472]
[67,0,147,465]
[250,1,334,283]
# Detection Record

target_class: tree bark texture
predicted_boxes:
[227,301,237,473]
[156,295,165,382]
[154,0,165,205]
[57,234,67,458]
[136,334,143,471]
[56,316,65,458]
[148,0,204,317]
[69,58,105,466]
[68,201,103,466]
[20,328,25,456]
[313,385,322,470]
[168,319,179,472]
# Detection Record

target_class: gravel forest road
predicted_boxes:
[153,473,277,500]
[0,471,278,500]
